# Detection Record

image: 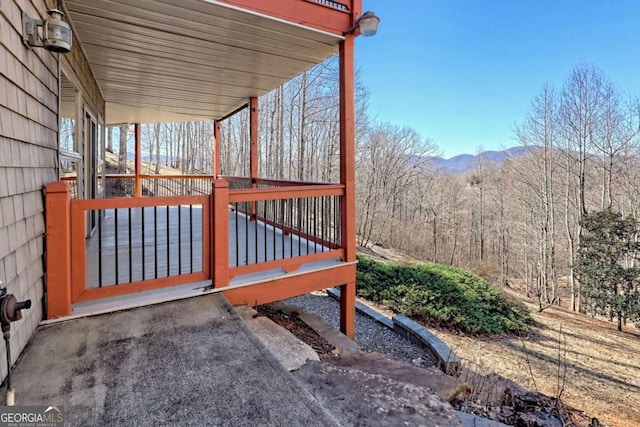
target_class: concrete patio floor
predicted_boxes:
[8,294,338,426]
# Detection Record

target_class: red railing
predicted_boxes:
[226,184,344,279]
[45,177,347,318]
[73,195,210,303]
[102,174,215,198]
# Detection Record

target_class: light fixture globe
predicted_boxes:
[22,8,72,53]
[356,11,380,37]
[44,8,72,53]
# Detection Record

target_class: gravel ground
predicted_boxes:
[285,292,437,369]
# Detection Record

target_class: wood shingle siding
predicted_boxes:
[0,0,104,380]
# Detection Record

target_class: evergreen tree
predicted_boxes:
[576,209,640,331]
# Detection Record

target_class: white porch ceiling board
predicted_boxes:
[65,0,342,124]
[93,75,257,100]
[102,93,240,112]
[107,100,227,116]
[97,81,242,105]
[105,102,217,124]
[73,23,314,77]
[70,8,334,64]
[81,46,289,90]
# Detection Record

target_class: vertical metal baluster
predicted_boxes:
[305,198,310,255]
[166,205,170,277]
[254,200,258,264]
[333,196,340,246]
[321,197,325,252]
[298,199,301,256]
[313,197,318,253]
[330,196,334,247]
[115,208,119,284]
[338,196,341,246]
[128,207,132,282]
[98,209,102,287]
[281,200,285,259]
[154,206,158,279]
[190,204,194,273]
[235,203,239,266]
[142,206,145,280]
[263,200,268,262]
[245,202,249,265]
[178,204,182,274]
[272,199,277,260]
[289,199,293,258]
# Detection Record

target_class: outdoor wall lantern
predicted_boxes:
[345,11,380,37]
[22,8,72,53]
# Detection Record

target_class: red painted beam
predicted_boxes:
[339,34,357,338]
[224,263,356,306]
[214,120,222,176]
[339,35,356,263]
[218,0,359,35]
[249,97,258,219]
[134,123,142,197]
[249,97,258,182]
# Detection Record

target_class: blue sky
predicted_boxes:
[356,1,640,158]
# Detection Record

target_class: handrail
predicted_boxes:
[229,185,344,203]
[221,175,336,187]
[102,174,332,186]
[140,174,215,180]
[72,194,209,210]
[102,174,215,180]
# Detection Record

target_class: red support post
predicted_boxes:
[212,179,230,287]
[340,281,356,338]
[339,36,356,263]
[339,33,357,339]
[249,96,258,219]
[213,120,222,177]
[134,123,142,197]
[45,182,72,318]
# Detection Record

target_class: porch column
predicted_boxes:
[339,33,357,338]
[134,123,142,197]
[249,96,258,218]
[45,182,72,318]
[212,179,230,287]
[213,120,222,177]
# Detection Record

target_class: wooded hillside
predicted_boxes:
[108,59,640,320]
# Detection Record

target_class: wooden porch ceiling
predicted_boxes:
[64,0,345,125]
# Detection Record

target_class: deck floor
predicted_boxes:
[85,206,337,289]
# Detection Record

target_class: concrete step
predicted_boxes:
[245,302,468,426]
[327,351,469,402]
[236,305,319,371]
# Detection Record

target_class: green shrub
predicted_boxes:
[356,255,531,335]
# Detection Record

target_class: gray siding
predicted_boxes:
[0,0,104,380]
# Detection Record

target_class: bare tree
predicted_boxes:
[514,84,561,308]
[118,125,128,174]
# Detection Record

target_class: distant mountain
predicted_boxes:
[429,146,531,174]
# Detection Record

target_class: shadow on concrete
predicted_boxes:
[7,294,338,426]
